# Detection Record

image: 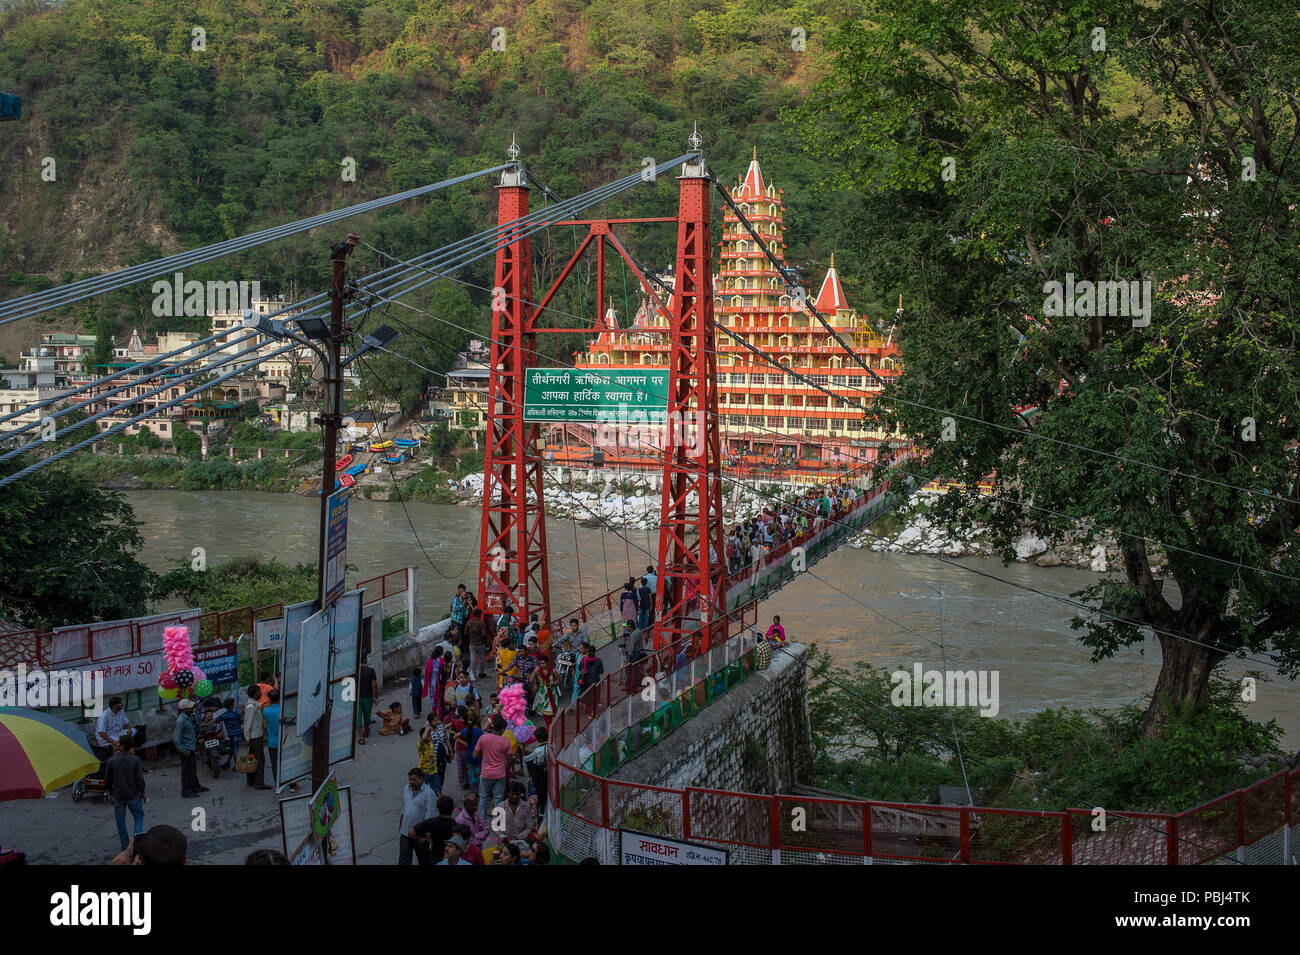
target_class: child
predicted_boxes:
[216,697,243,770]
[377,700,411,736]
[409,668,423,717]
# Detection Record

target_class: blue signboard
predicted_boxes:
[194,641,238,686]
[324,490,349,606]
[0,93,20,121]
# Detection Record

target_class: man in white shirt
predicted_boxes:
[399,769,436,865]
[96,697,141,751]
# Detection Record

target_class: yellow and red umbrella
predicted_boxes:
[0,708,101,800]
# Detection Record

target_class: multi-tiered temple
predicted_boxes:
[548,150,903,481]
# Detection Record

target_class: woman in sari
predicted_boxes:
[530,654,557,733]
[433,650,453,720]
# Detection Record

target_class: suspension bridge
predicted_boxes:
[3,133,1296,866]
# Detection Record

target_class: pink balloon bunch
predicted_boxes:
[500,683,527,724]
[499,683,535,745]
[159,625,206,699]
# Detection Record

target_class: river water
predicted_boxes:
[122,490,1299,747]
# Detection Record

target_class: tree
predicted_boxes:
[172,425,201,456]
[88,316,115,374]
[156,555,316,615]
[0,463,158,630]
[798,1,1300,738]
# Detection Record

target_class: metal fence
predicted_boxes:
[546,533,1298,864]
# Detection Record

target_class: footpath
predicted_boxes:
[0,622,627,865]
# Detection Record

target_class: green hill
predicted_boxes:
[0,0,889,363]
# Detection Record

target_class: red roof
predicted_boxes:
[814,255,850,311]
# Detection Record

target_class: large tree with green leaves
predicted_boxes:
[0,464,158,629]
[798,0,1300,737]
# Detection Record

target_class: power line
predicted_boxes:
[0,342,299,488]
[368,300,1300,680]
[0,165,515,325]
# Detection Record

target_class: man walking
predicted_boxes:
[243,685,270,789]
[473,715,513,820]
[106,736,146,850]
[173,699,206,798]
[357,654,378,745]
[465,609,489,679]
[398,769,436,865]
[636,577,654,632]
[412,794,457,866]
[621,621,647,694]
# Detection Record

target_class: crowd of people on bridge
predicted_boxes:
[726,481,863,574]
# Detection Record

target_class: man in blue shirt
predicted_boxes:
[262,689,299,792]
[436,834,473,865]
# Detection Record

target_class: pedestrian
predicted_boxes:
[636,577,654,631]
[417,718,441,795]
[465,609,489,679]
[450,584,469,629]
[578,642,604,714]
[398,768,436,866]
[501,780,534,842]
[435,650,454,718]
[621,621,647,693]
[452,823,485,864]
[474,714,513,820]
[463,716,485,788]
[409,667,423,717]
[496,634,519,691]
[451,710,470,789]
[412,794,457,866]
[357,654,377,745]
[214,697,243,770]
[173,699,206,798]
[438,834,472,866]
[620,579,638,627]
[523,727,548,821]
[644,564,657,598]
[243,685,270,789]
[263,689,298,791]
[455,791,489,847]
[106,735,146,850]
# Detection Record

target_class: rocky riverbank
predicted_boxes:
[849,507,1120,572]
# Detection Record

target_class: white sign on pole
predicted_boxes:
[295,610,331,732]
[255,616,285,652]
[619,830,728,866]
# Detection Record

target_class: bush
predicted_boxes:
[172,426,201,456]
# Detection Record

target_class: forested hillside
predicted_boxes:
[0,0,882,378]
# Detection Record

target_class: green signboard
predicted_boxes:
[523,368,670,422]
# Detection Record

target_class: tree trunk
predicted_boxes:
[1142,630,1225,739]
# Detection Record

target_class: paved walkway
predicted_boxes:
[0,639,627,865]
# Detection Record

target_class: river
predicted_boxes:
[122,490,1299,748]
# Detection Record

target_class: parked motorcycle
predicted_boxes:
[197,724,229,779]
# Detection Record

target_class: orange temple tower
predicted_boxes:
[553,149,903,482]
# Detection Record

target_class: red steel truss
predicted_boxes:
[652,155,728,653]
[477,147,725,647]
[478,164,550,621]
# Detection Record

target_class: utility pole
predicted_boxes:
[313,232,359,791]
